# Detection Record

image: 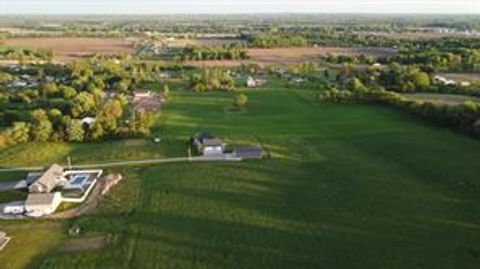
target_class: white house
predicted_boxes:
[25,192,62,217]
[28,164,65,193]
[192,133,225,156]
[201,138,224,155]
[28,164,67,193]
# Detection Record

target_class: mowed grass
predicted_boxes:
[1,88,480,269]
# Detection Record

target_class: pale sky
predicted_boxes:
[0,0,479,14]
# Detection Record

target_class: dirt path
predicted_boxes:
[0,155,242,173]
[46,184,102,220]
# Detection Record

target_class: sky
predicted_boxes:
[0,0,479,14]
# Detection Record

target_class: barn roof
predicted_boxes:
[202,138,223,147]
[32,164,64,191]
[25,193,59,207]
[234,146,263,159]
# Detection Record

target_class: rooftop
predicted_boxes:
[25,193,59,207]
[202,138,223,147]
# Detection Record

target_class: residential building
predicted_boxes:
[25,192,62,217]
[28,164,65,193]
[192,133,225,156]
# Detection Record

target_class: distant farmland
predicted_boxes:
[188,46,396,67]
[2,37,135,61]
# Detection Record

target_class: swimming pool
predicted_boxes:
[66,174,90,189]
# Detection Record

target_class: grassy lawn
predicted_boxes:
[1,88,479,269]
[0,223,63,269]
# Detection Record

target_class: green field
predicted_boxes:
[1,88,480,269]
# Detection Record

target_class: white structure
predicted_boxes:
[63,169,102,192]
[246,76,257,88]
[192,133,225,156]
[25,192,62,217]
[2,201,26,215]
[21,165,103,217]
[133,91,152,100]
[460,81,471,87]
[434,75,456,85]
[80,117,96,127]
[0,232,11,251]
[11,80,28,88]
[201,138,224,155]
[28,164,65,193]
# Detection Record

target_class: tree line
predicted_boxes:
[178,44,248,61]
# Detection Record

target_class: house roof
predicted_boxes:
[30,164,64,191]
[25,193,59,207]
[202,138,223,147]
[234,146,263,158]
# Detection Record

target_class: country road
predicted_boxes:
[0,155,242,173]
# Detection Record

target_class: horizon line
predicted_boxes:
[1,12,480,16]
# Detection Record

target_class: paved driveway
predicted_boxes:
[0,181,21,191]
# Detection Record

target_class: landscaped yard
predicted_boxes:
[1,88,479,269]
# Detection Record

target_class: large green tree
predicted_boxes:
[65,118,85,142]
[30,109,53,142]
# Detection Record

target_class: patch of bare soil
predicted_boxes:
[2,37,135,62]
[187,46,396,67]
[59,236,107,252]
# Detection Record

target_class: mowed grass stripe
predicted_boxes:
[1,88,479,269]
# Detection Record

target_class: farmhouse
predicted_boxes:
[233,146,263,160]
[28,164,65,193]
[25,192,62,217]
[0,231,11,251]
[192,133,225,156]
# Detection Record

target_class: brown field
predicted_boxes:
[165,38,244,48]
[188,46,396,67]
[402,93,480,106]
[361,31,479,40]
[2,37,135,62]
